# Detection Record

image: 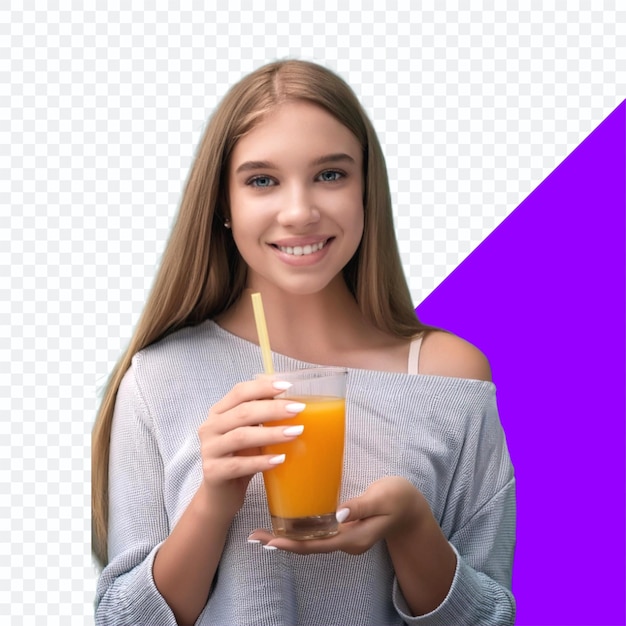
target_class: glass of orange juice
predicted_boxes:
[260,367,347,540]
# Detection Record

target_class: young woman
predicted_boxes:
[92,60,515,625]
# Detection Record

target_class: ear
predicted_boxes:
[216,187,231,225]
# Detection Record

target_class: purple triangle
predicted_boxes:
[417,101,626,625]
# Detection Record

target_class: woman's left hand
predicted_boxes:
[248,476,431,555]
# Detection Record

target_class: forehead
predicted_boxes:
[230,100,362,166]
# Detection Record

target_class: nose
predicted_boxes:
[276,183,320,228]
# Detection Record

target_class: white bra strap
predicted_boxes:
[407,335,423,375]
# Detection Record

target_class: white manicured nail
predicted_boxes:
[247,538,261,544]
[285,402,306,414]
[262,544,278,550]
[268,454,286,465]
[272,381,292,391]
[283,425,304,437]
[336,508,350,523]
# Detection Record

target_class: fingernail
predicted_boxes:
[247,538,261,544]
[283,425,304,437]
[268,454,286,465]
[336,508,350,523]
[273,381,292,391]
[262,544,278,550]
[285,402,306,414]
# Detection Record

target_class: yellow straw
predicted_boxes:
[251,292,274,375]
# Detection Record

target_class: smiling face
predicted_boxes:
[227,100,365,297]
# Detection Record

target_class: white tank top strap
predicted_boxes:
[407,334,423,375]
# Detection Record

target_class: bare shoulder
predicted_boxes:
[419,330,492,382]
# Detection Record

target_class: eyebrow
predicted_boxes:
[234,153,356,174]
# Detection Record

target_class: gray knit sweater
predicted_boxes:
[95,320,516,625]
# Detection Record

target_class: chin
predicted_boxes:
[269,275,339,297]
[280,282,333,297]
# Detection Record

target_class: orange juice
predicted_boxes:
[262,396,345,519]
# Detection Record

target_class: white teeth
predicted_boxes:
[278,240,327,256]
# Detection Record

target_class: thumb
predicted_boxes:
[336,490,384,524]
[335,506,352,524]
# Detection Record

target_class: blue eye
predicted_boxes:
[249,176,275,188]
[318,170,343,182]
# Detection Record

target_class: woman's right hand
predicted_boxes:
[197,378,305,518]
[152,377,304,625]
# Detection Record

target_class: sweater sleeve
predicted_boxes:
[392,386,516,626]
[95,362,178,625]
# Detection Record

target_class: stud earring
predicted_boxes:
[224,218,231,229]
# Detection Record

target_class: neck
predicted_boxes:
[217,276,374,363]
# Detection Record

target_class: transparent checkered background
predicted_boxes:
[1,3,623,622]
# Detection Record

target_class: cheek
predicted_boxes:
[230,192,261,233]
[344,191,365,241]
[352,214,365,251]
[231,219,261,252]
[229,202,273,264]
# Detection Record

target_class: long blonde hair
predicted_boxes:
[92,59,428,566]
